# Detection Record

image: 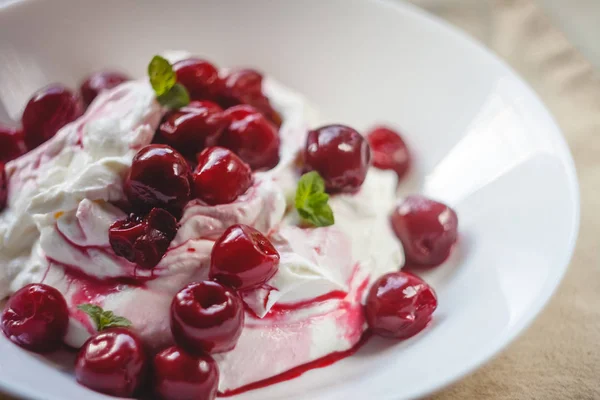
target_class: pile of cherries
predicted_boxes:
[0,56,459,399]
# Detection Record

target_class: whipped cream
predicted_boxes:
[0,68,403,392]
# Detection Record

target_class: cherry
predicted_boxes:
[304,124,371,193]
[192,146,252,205]
[367,126,411,180]
[124,144,192,216]
[210,224,279,290]
[158,101,227,158]
[0,163,7,211]
[21,84,83,150]
[0,125,26,163]
[0,283,68,352]
[220,105,280,170]
[171,281,244,354]
[80,71,130,106]
[109,208,178,269]
[75,327,147,397]
[153,346,219,400]
[365,271,437,339]
[173,58,223,101]
[391,195,458,266]
[220,69,281,126]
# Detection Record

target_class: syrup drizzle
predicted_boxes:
[218,331,372,397]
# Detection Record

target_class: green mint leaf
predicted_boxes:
[295,171,335,227]
[148,55,176,96]
[77,304,132,332]
[157,83,190,109]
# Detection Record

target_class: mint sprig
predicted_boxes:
[147,55,190,109]
[77,304,132,332]
[295,171,335,227]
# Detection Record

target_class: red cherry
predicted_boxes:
[153,346,219,400]
[192,147,252,205]
[304,124,371,193]
[109,208,178,269]
[1,283,68,352]
[220,105,280,170]
[75,327,147,397]
[391,195,458,266]
[365,271,437,339]
[0,125,27,163]
[367,126,411,180]
[80,71,130,106]
[0,164,7,211]
[124,145,192,216]
[174,58,223,101]
[158,101,227,158]
[22,84,83,150]
[210,224,279,290]
[171,281,244,354]
[220,69,281,126]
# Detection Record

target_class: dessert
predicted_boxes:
[0,51,458,398]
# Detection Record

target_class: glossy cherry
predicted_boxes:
[220,105,280,170]
[365,271,437,339]
[220,69,281,126]
[210,224,280,290]
[391,195,458,266]
[192,146,252,205]
[0,125,27,163]
[124,144,191,215]
[171,281,244,354]
[153,346,219,400]
[158,101,227,158]
[0,163,7,211]
[109,208,178,269]
[21,84,83,150]
[0,283,69,352]
[75,327,147,397]
[80,71,130,106]
[173,58,223,101]
[304,124,371,193]
[367,126,411,180]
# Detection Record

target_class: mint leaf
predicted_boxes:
[147,56,190,109]
[157,83,190,109]
[295,171,335,227]
[148,55,176,96]
[77,304,132,332]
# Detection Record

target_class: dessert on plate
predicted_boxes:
[0,51,458,399]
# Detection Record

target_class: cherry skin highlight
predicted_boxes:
[153,345,219,400]
[367,126,411,180]
[171,281,244,354]
[304,124,371,193]
[192,146,252,205]
[124,144,192,216]
[21,84,83,150]
[80,71,130,106]
[174,58,223,101]
[158,100,227,158]
[0,283,69,352]
[365,271,437,339]
[391,195,458,266]
[74,327,148,397]
[220,105,280,170]
[209,224,280,291]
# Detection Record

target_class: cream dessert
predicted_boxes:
[0,53,457,399]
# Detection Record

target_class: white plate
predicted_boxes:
[0,0,579,399]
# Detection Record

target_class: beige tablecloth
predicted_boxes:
[2,1,599,399]
[420,0,600,399]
